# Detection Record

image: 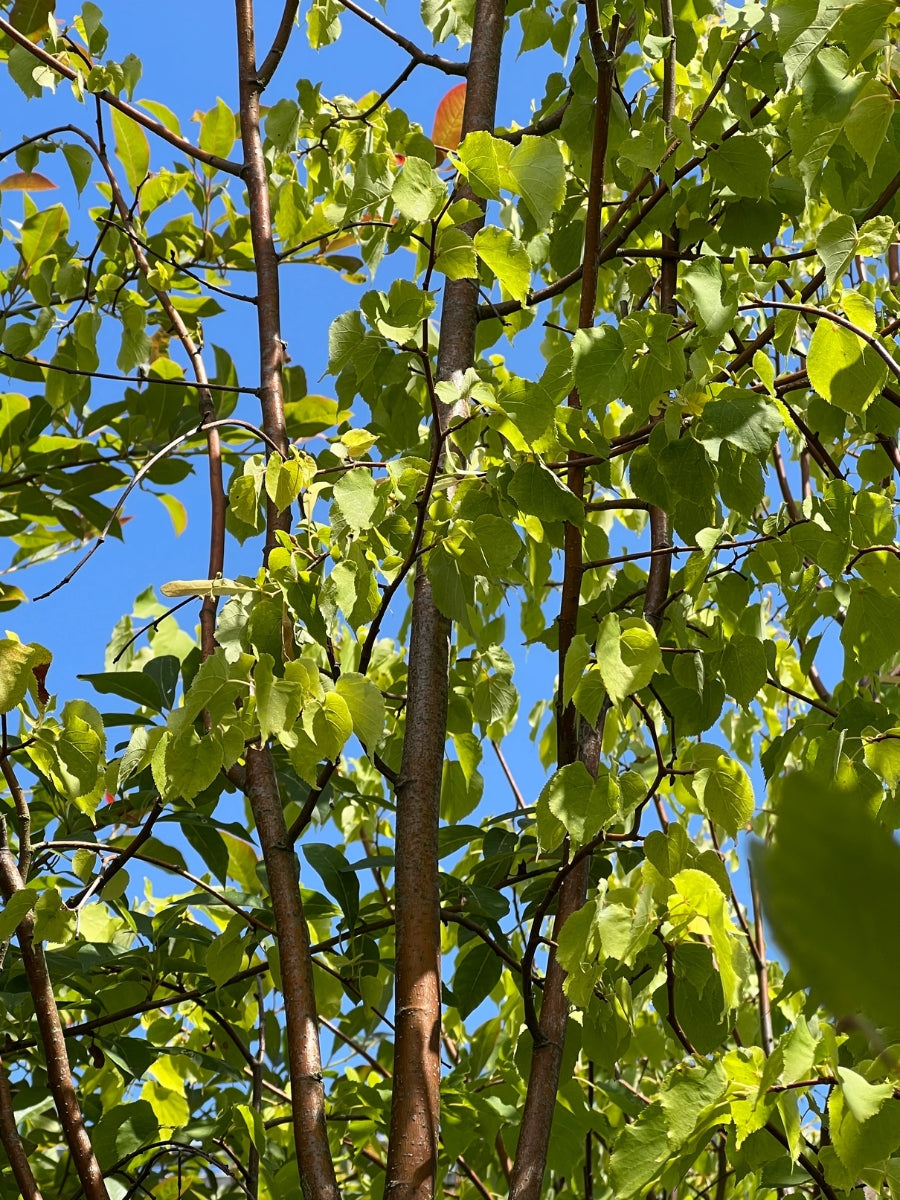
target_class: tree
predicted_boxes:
[3,0,900,1198]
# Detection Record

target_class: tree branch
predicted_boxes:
[0,836,110,1200]
[384,5,504,1197]
[236,0,291,554]
[245,745,338,1200]
[510,12,618,1198]
[336,0,467,75]
[257,0,299,90]
[0,19,242,175]
[0,1051,44,1200]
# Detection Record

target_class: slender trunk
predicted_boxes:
[384,5,505,1197]
[236,0,291,551]
[0,844,109,1200]
[0,1051,44,1200]
[246,748,339,1200]
[509,9,616,1198]
[235,5,336,1197]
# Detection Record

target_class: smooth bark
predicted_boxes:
[384,4,505,1197]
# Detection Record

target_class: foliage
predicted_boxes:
[1,1,900,1199]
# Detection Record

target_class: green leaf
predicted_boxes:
[572,325,628,411]
[62,143,93,195]
[816,214,858,293]
[434,225,477,280]
[455,129,512,199]
[831,0,894,68]
[708,135,771,198]
[806,318,887,415]
[494,377,555,446]
[312,692,353,760]
[333,469,379,532]
[536,761,593,851]
[9,0,53,37]
[21,204,69,269]
[265,98,300,153]
[474,226,531,302]
[452,941,502,1019]
[837,1068,893,1123]
[254,654,303,743]
[696,391,783,456]
[33,887,76,944]
[775,0,845,87]
[756,774,900,1027]
[507,460,582,524]
[111,108,150,194]
[507,135,566,227]
[0,638,51,713]
[609,1105,672,1199]
[94,1101,159,1171]
[562,633,591,709]
[595,616,662,705]
[828,1086,900,1177]
[720,635,767,708]
[392,156,447,222]
[670,870,745,1009]
[0,888,38,940]
[198,97,236,169]
[140,1080,189,1130]
[335,672,385,750]
[695,752,754,837]
[844,87,895,175]
[864,734,900,789]
[303,843,359,928]
[681,258,737,341]
[165,732,224,802]
[265,448,316,513]
[780,1016,818,1084]
[79,670,164,711]
[157,493,188,537]
[841,586,900,678]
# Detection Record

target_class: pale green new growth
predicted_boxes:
[160,577,259,598]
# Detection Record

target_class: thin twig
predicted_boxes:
[257,0,299,89]
[0,20,242,175]
[32,417,279,602]
[336,0,467,74]
[68,801,164,910]
[491,739,528,810]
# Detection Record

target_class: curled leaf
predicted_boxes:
[0,171,57,192]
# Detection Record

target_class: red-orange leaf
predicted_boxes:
[0,171,57,192]
[432,82,466,166]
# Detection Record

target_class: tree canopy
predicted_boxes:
[2,2,900,1199]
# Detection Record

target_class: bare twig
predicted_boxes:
[68,801,164,910]
[336,0,467,74]
[257,0,299,89]
[0,20,241,175]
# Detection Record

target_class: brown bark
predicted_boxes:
[0,1050,44,1200]
[0,845,109,1200]
[234,7,336,1198]
[509,9,617,1199]
[246,747,339,1200]
[236,0,291,554]
[384,4,505,1198]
